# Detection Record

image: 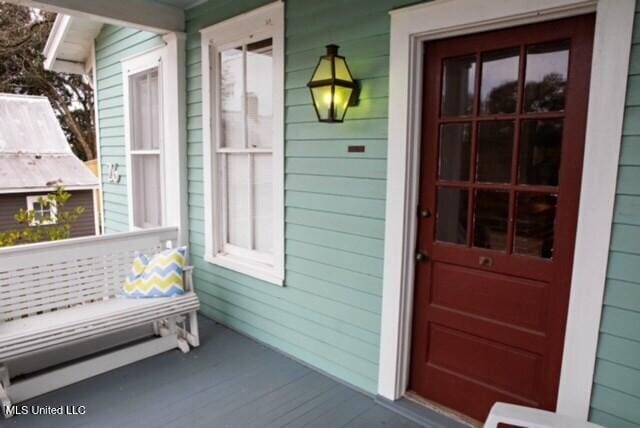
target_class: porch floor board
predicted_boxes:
[4,317,428,428]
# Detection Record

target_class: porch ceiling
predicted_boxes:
[43,14,103,74]
[154,0,204,9]
[10,0,186,33]
[21,0,207,75]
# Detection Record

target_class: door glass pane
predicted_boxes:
[476,121,515,183]
[227,154,250,248]
[436,187,468,245]
[518,119,564,186]
[441,55,476,117]
[130,68,160,150]
[524,41,570,112]
[220,47,244,148]
[132,154,162,228]
[439,123,471,181]
[246,39,273,148]
[473,190,509,251]
[480,48,520,115]
[515,193,557,258]
[253,153,273,253]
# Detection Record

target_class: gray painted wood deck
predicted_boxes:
[2,317,461,428]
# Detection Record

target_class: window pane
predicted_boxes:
[480,48,519,115]
[524,41,570,112]
[476,121,514,183]
[515,193,557,258]
[253,154,273,253]
[131,72,148,150]
[436,187,468,245]
[32,201,45,222]
[439,123,471,181]
[220,47,244,148]
[132,154,162,228]
[247,39,273,148]
[441,56,476,117]
[227,154,250,248]
[130,69,160,150]
[149,70,160,150]
[518,119,564,186]
[473,190,509,251]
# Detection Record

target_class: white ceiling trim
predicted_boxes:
[42,14,71,71]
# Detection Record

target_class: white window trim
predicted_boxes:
[26,195,57,226]
[379,0,635,421]
[121,33,188,245]
[200,2,285,286]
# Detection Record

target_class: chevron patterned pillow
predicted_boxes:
[122,247,187,298]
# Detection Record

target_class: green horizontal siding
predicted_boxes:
[91,0,640,415]
[589,6,640,428]
[183,0,422,393]
[95,25,164,233]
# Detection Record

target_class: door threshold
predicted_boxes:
[375,393,476,428]
[404,392,482,427]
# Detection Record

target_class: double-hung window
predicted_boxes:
[201,3,285,285]
[128,67,163,229]
[122,34,187,239]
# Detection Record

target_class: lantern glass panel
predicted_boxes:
[334,85,354,121]
[311,57,333,81]
[334,57,353,82]
[311,85,333,121]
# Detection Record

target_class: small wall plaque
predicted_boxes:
[347,145,365,153]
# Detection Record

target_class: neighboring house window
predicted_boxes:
[26,195,57,226]
[201,3,285,285]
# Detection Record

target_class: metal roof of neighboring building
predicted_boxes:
[0,94,99,194]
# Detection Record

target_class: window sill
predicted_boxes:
[204,252,284,287]
[29,221,57,227]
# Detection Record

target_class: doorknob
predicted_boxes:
[416,250,430,263]
[419,208,431,218]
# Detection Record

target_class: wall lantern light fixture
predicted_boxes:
[307,44,359,123]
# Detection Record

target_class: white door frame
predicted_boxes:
[378,0,635,420]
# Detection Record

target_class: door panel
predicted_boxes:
[409,15,595,422]
[430,263,547,331]
[427,325,541,399]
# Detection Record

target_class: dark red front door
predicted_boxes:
[409,15,595,422]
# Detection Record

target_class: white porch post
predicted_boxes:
[162,32,189,246]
